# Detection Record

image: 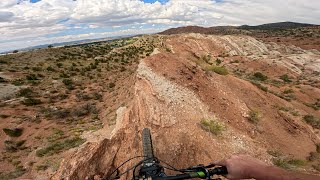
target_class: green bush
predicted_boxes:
[56,63,63,68]
[216,59,222,65]
[32,67,42,71]
[248,110,261,124]
[283,89,294,94]
[0,166,26,179]
[109,82,116,88]
[253,72,268,81]
[305,99,320,110]
[273,158,306,169]
[280,74,292,83]
[205,66,229,75]
[0,77,6,83]
[72,103,97,117]
[17,88,34,97]
[26,74,38,81]
[36,165,49,171]
[22,98,42,106]
[36,137,85,157]
[62,79,74,90]
[4,140,26,152]
[3,128,23,137]
[304,115,320,129]
[62,79,73,86]
[0,60,8,64]
[251,81,268,92]
[47,66,56,72]
[0,114,10,118]
[200,118,225,135]
[51,108,70,119]
[12,79,24,86]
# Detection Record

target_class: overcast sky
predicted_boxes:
[0,0,319,52]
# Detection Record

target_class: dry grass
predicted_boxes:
[248,110,262,124]
[200,118,225,135]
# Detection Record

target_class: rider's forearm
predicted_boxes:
[249,165,319,180]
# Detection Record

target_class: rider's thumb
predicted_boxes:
[214,160,227,167]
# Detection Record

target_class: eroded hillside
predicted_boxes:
[1,33,320,179]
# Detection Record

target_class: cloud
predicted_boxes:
[0,11,14,21]
[0,0,320,52]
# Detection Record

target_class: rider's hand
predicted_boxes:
[215,155,268,180]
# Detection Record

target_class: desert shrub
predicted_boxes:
[12,79,25,86]
[267,150,282,157]
[51,108,70,119]
[0,114,10,118]
[304,115,320,129]
[308,152,320,161]
[36,137,85,157]
[62,79,74,90]
[32,67,42,71]
[56,63,63,68]
[270,80,284,87]
[109,82,116,88]
[4,140,26,152]
[47,66,56,72]
[0,166,26,179]
[305,99,320,110]
[273,157,306,169]
[93,92,102,100]
[0,77,6,83]
[3,128,23,137]
[200,118,225,135]
[26,74,38,81]
[253,72,268,81]
[283,89,294,94]
[59,72,69,78]
[17,88,34,97]
[248,110,261,124]
[22,98,42,106]
[280,74,292,83]
[205,66,229,75]
[216,59,222,65]
[36,165,48,171]
[76,92,92,101]
[120,66,126,72]
[202,54,211,63]
[0,60,8,64]
[62,79,72,86]
[73,103,98,117]
[251,81,268,92]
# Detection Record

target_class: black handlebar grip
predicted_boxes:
[209,166,228,175]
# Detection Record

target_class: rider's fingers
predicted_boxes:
[214,160,227,166]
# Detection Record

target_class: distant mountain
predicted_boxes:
[239,22,316,30]
[1,35,134,54]
[160,22,318,35]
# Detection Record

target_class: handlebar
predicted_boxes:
[138,167,228,180]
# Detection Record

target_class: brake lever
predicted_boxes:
[205,163,216,168]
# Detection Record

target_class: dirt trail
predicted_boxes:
[52,34,320,179]
[52,52,268,180]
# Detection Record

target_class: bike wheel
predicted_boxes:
[142,128,154,162]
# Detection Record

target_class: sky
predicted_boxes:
[0,0,319,52]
